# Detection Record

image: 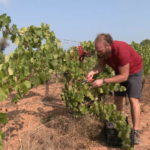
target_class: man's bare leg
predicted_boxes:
[129,98,140,130]
[129,97,141,144]
[114,96,125,112]
[114,96,141,144]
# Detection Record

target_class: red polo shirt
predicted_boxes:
[100,41,143,75]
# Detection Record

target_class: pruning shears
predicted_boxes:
[82,75,94,84]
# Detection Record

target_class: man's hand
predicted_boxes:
[86,71,95,80]
[91,79,103,88]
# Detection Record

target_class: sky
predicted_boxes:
[0,0,150,55]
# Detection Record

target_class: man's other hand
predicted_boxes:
[91,79,103,88]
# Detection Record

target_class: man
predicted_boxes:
[86,33,143,144]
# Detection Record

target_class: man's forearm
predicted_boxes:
[105,75,128,84]
[91,63,104,74]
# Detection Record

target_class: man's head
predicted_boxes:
[94,33,113,60]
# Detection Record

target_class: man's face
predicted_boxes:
[95,42,111,60]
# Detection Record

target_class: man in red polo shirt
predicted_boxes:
[87,33,143,144]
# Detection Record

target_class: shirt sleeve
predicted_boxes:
[116,43,130,67]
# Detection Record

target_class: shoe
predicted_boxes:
[134,130,141,144]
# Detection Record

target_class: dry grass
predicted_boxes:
[19,114,104,150]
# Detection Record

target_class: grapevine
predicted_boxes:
[0,13,65,149]
[61,41,150,150]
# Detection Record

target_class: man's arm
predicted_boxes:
[104,63,129,83]
[91,59,106,74]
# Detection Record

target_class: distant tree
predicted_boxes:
[0,37,9,52]
[0,37,9,64]
[0,53,5,64]
[140,39,150,46]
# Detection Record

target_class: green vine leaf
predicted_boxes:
[0,113,7,125]
[0,88,7,102]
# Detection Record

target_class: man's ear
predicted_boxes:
[105,42,111,49]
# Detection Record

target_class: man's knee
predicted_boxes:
[114,96,125,102]
[129,97,140,105]
[114,96,124,111]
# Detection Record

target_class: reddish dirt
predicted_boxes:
[0,78,150,150]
